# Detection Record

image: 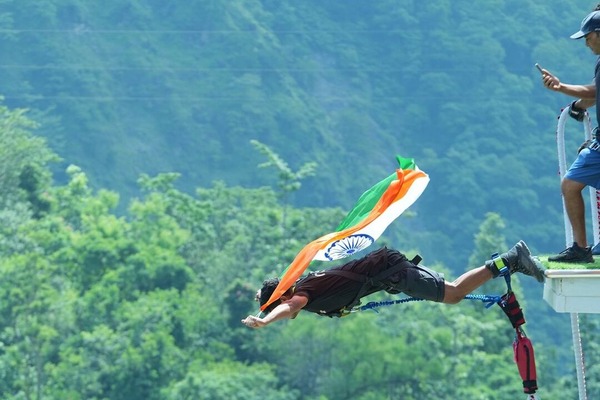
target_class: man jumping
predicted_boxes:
[242,240,545,329]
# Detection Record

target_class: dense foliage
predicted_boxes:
[0,102,599,399]
[1,1,600,398]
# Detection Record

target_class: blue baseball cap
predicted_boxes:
[571,11,600,39]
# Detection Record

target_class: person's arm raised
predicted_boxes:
[241,294,308,329]
[540,68,595,99]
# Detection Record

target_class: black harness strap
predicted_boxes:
[320,269,368,283]
[317,254,422,317]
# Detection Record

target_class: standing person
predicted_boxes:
[540,10,600,263]
[242,241,545,329]
[556,3,600,256]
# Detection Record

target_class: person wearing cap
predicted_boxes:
[540,10,600,263]
[241,241,545,329]
[558,3,600,129]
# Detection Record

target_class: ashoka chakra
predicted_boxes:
[324,234,374,260]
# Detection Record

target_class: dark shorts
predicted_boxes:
[383,249,446,302]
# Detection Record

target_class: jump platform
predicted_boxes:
[543,268,600,314]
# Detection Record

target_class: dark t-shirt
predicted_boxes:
[294,247,392,316]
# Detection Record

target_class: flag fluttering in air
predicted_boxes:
[261,156,429,312]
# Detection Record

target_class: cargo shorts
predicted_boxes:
[382,249,446,302]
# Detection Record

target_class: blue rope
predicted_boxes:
[354,293,503,313]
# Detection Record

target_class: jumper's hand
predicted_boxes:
[242,315,266,329]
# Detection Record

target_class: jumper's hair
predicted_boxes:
[257,278,281,314]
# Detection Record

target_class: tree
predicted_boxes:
[0,100,59,257]
[250,139,317,242]
[468,212,507,269]
[0,100,58,209]
[163,360,299,400]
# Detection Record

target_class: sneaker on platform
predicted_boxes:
[591,242,600,256]
[548,242,593,264]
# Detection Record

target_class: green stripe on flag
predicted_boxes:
[335,156,416,231]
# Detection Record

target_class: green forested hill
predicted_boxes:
[1,2,600,398]
[2,100,598,399]
[1,0,598,267]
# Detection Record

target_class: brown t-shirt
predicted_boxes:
[294,247,391,316]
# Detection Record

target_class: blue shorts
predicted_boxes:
[565,148,600,189]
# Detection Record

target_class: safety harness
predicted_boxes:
[307,254,422,318]
[494,255,539,398]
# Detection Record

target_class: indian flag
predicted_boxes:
[261,156,429,312]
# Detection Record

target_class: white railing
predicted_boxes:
[555,106,596,400]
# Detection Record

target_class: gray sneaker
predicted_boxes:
[500,240,546,283]
[592,242,600,256]
[548,242,593,264]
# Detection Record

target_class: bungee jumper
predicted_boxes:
[241,156,544,398]
[242,242,544,326]
[242,156,545,326]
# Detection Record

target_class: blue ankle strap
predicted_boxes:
[491,252,513,292]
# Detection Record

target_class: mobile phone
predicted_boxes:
[535,63,543,73]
